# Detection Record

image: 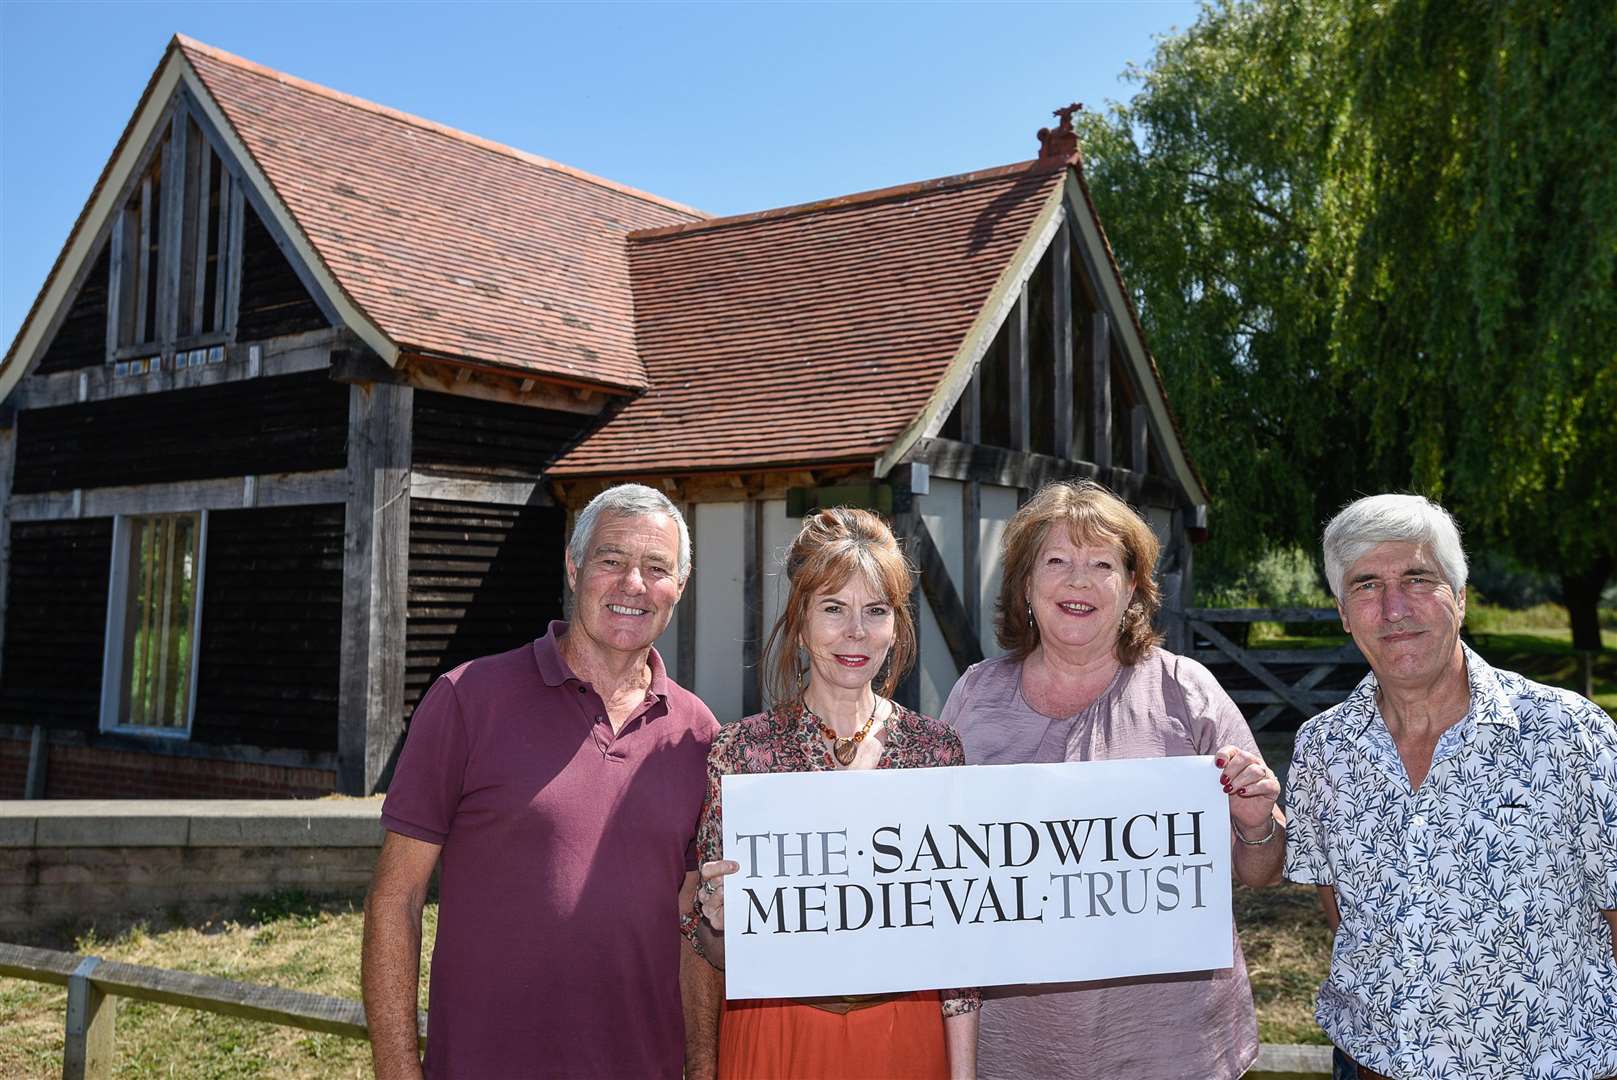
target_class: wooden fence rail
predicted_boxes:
[0,941,424,1080]
[1171,607,1364,730]
[0,941,1331,1078]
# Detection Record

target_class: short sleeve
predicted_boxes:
[938,665,977,734]
[1171,654,1260,760]
[1282,724,1333,886]
[684,733,735,956]
[379,675,469,846]
[1570,700,1617,909]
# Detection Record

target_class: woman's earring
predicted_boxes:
[1026,602,1034,628]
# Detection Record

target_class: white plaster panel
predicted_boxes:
[917,592,960,719]
[917,479,965,583]
[978,484,1020,659]
[694,501,746,723]
[760,499,799,694]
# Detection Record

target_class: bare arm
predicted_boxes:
[944,1008,979,1080]
[362,832,441,1080]
[679,869,722,1080]
[1602,910,1617,965]
[1218,745,1286,887]
[1317,885,1340,934]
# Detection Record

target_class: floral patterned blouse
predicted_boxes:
[693,698,982,1016]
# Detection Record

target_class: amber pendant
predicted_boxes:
[833,738,858,766]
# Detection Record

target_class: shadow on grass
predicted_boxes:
[21,888,374,953]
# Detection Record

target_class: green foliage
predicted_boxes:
[1080,0,1617,643]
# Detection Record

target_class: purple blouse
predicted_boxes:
[940,647,1263,1080]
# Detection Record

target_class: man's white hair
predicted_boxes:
[569,483,691,579]
[1321,494,1468,601]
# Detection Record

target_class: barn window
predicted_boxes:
[110,107,240,364]
[100,512,209,735]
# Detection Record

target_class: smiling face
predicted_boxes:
[565,511,686,662]
[1337,540,1466,690]
[799,572,896,696]
[1027,527,1134,663]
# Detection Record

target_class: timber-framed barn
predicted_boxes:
[0,38,1209,798]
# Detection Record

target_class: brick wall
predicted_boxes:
[0,736,335,799]
[0,800,384,940]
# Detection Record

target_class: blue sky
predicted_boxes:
[0,1,1198,349]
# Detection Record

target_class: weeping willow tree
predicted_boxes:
[1079,0,1617,648]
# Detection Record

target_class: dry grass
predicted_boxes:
[1236,882,1333,1044]
[0,891,437,1079]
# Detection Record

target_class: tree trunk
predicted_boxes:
[1560,555,1613,653]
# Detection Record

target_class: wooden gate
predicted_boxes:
[1176,608,1364,730]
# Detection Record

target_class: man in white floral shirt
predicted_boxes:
[1285,493,1617,1080]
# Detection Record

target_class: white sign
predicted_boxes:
[720,757,1232,999]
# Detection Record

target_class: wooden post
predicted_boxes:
[223,177,244,340]
[960,369,982,641]
[337,381,413,795]
[158,109,188,354]
[105,214,125,361]
[64,957,115,1080]
[1125,407,1147,477]
[0,419,12,687]
[742,500,763,716]
[677,502,698,691]
[889,469,922,712]
[1089,311,1112,469]
[1051,223,1075,461]
[24,725,47,799]
[1008,286,1030,454]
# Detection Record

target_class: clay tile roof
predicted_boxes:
[178,37,704,393]
[550,160,1066,476]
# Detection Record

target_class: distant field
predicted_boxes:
[0,884,1332,1076]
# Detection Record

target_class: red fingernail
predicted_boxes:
[1215,758,1225,767]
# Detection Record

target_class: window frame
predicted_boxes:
[98,510,210,738]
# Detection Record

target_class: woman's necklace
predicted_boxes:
[806,698,880,766]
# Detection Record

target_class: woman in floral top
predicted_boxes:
[693,507,980,1080]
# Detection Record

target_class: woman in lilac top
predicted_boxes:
[940,480,1285,1080]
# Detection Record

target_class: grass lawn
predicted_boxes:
[0,884,1333,1076]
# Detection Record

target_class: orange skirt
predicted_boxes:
[717,990,948,1080]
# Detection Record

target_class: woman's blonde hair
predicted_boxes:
[994,480,1162,664]
[764,508,917,705]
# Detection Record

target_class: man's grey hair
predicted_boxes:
[1321,493,1468,600]
[569,483,692,579]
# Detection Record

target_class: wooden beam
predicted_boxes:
[960,368,981,445]
[1089,311,1112,469]
[104,215,125,363]
[742,500,763,716]
[223,175,245,338]
[134,176,152,346]
[1129,403,1149,473]
[0,423,12,687]
[190,140,212,335]
[15,327,340,409]
[408,471,554,507]
[64,958,116,1080]
[677,502,697,691]
[1008,286,1030,453]
[889,471,922,711]
[0,942,428,1047]
[1182,607,1340,623]
[213,167,232,333]
[9,471,347,523]
[1051,221,1075,460]
[961,478,981,643]
[338,383,413,794]
[908,437,1179,505]
[24,724,47,799]
[908,516,985,672]
[158,108,188,352]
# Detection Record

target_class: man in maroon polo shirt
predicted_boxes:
[362,484,720,1080]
